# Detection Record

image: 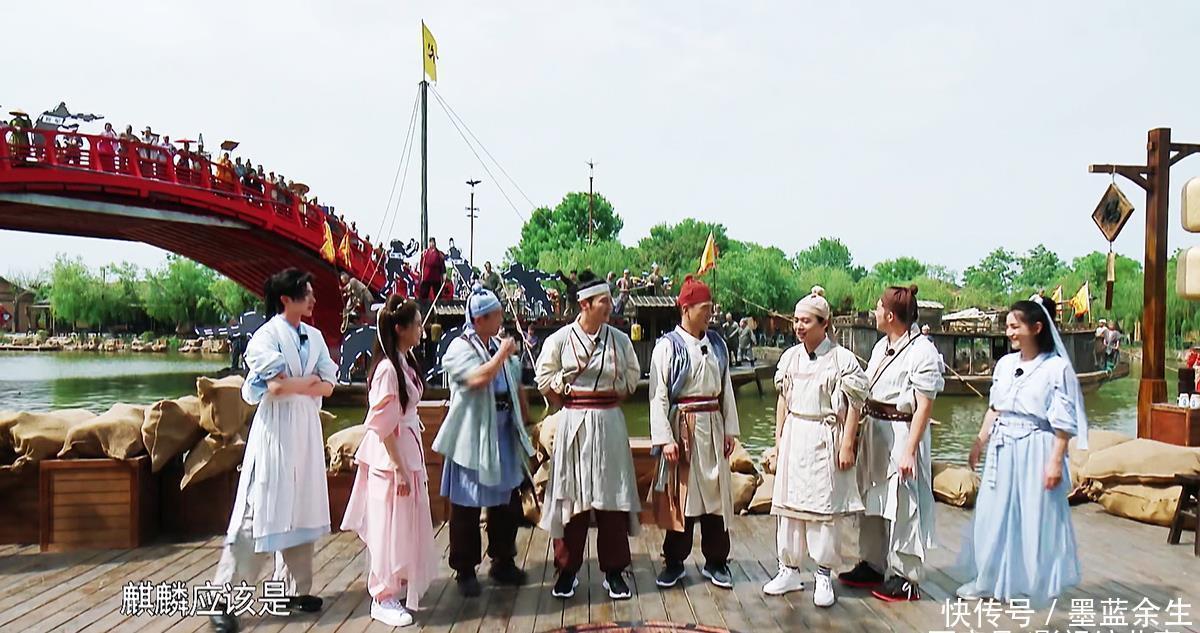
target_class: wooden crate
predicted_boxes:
[630,437,656,525]
[158,456,239,540]
[0,468,40,544]
[1149,404,1200,447]
[39,456,158,552]
[418,400,450,524]
[327,471,355,532]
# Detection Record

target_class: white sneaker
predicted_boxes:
[813,572,835,607]
[762,564,806,596]
[371,598,414,627]
[955,583,989,600]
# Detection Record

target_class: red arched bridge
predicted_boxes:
[0,125,390,349]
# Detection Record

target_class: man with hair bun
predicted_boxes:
[839,285,946,603]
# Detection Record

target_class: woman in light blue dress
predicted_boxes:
[957,297,1087,606]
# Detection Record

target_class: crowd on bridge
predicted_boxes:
[203,264,1089,631]
[3,109,395,277]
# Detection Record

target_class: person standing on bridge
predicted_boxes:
[432,285,536,597]
[649,275,740,590]
[208,268,338,633]
[340,296,436,628]
[956,297,1085,606]
[418,237,445,305]
[763,286,868,607]
[536,273,642,601]
[839,285,944,603]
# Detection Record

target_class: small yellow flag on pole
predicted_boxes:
[1069,281,1090,319]
[320,223,336,263]
[1051,285,1063,306]
[697,231,718,276]
[422,21,438,82]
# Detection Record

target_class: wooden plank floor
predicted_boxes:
[2,504,1198,632]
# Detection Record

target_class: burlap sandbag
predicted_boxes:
[0,411,19,454]
[729,439,757,475]
[197,376,253,440]
[181,433,246,489]
[761,446,778,475]
[1082,438,1200,485]
[326,424,366,473]
[59,403,147,460]
[747,473,775,514]
[539,410,563,459]
[731,472,759,515]
[1068,429,1134,490]
[7,409,96,471]
[142,396,204,472]
[931,461,980,508]
[1095,483,1182,527]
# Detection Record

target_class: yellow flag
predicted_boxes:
[1069,281,1090,318]
[320,223,336,263]
[697,231,718,275]
[422,21,438,82]
[339,233,353,268]
[1051,285,1063,305]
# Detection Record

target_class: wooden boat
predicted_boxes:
[833,306,1129,396]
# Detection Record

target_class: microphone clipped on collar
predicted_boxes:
[885,348,896,356]
[1015,368,1024,377]
[701,344,709,356]
[808,351,817,361]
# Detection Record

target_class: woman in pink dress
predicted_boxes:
[341,296,436,627]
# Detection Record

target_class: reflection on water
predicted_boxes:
[0,352,226,413]
[0,352,1142,465]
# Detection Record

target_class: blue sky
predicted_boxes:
[5,1,1200,280]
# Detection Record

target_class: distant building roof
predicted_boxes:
[433,301,467,317]
[917,300,944,310]
[627,295,677,309]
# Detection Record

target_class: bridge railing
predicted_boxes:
[0,125,387,291]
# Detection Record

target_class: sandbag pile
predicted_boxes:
[0,409,96,472]
[326,424,367,473]
[1067,429,1134,502]
[1077,437,1200,526]
[142,396,204,472]
[931,461,980,508]
[59,403,147,460]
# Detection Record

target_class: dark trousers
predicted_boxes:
[662,514,730,566]
[448,490,523,575]
[553,510,631,575]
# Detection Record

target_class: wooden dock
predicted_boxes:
[0,504,1197,632]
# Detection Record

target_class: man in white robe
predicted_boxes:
[648,275,740,590]
[839,286,945,603]
[208,268,338,633]
[535,276,641,601]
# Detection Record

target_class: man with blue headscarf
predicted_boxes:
[432,285,536,598]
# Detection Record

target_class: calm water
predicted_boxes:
[0,352,1142,464]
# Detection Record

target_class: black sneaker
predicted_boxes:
[838,561,884,588]
[871,575,920,602]
[284,595,323,613]
[457,572,482,597]
[489,561,529,586]
[701,562,733,589]
[603,572,632,600]
[655,561,687,588]
[552,572,578,599]
[208,602,239,633]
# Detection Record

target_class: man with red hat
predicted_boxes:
[648,275,740,589]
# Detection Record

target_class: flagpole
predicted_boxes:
[420,78,428,247]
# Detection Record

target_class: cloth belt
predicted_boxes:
[563,390,621,410]
[983,414,1055,488]
[863,399,913,422]
[677,395,720,413]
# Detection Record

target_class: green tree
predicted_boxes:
[140,255,219,330]
[794,237,866,280]
[508,192,623,266]
[712,245,800,315]
[1014,244,1068,294]
[635,219,737,291]
[963,248,1017,295]
[209,278,260,320]
[48,255,103,328]
[536,241,645,282]
[871,257,927,285]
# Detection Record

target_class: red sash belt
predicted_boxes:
[677,395,721,413]
[563,390,621,409]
